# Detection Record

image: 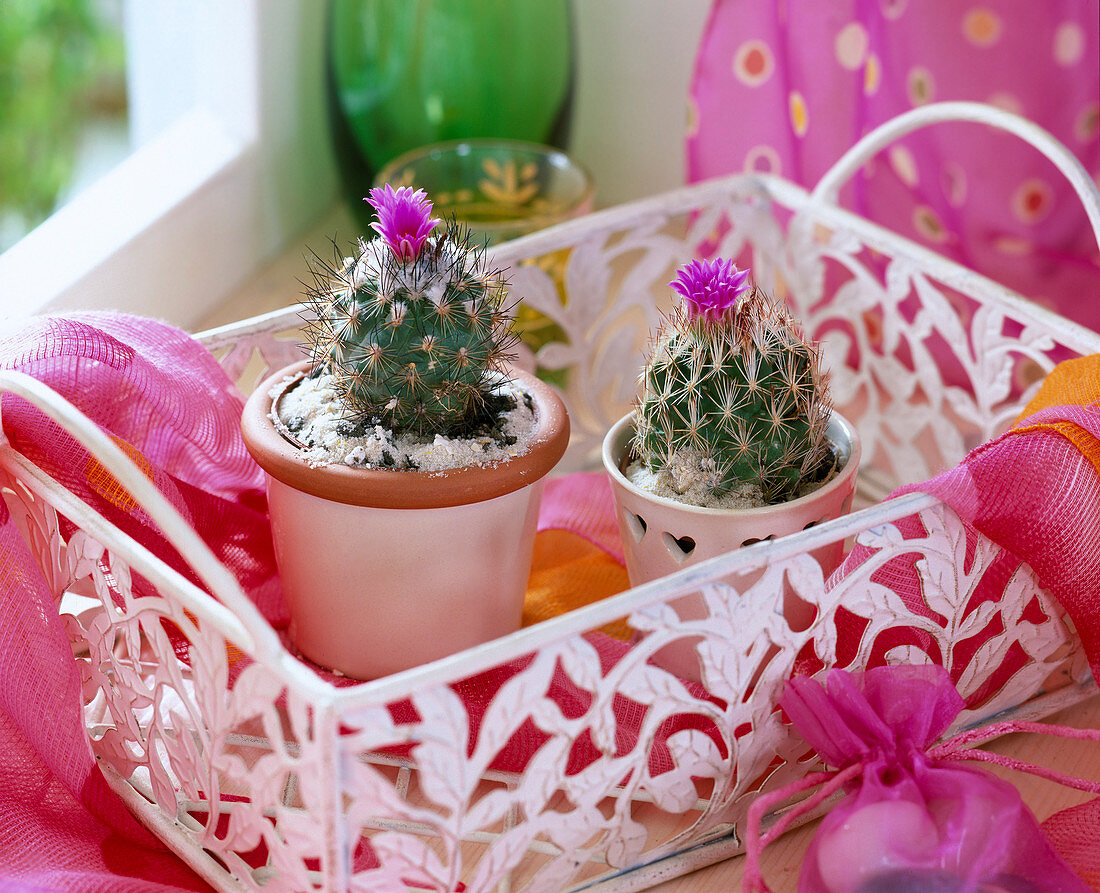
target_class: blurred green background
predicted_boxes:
[0,0,127,251]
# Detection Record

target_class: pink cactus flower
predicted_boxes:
[669,258,751,321]
[365,185,440,261]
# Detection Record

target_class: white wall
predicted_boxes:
[571,0,712,208]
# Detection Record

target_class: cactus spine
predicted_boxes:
[304,186,514,436]
[634,259,832,504]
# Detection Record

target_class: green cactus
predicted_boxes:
[303,185,514,436]
[633,259,832,504]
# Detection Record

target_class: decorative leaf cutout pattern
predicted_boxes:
[2,172,1097,890]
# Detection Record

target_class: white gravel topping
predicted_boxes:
[272,371,537,472]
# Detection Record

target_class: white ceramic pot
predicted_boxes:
[602,411,861,587]
[602,411,860,681]
[242,361,569,680]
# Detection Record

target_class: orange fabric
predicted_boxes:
[84,435,156,513]
[522,529,632,640]
[1014,354,1100,475]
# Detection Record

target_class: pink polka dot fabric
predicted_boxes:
[687,0,1100,330]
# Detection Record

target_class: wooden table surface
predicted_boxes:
[207,208,1100,893]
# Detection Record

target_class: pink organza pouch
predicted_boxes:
[744,666,1100,893]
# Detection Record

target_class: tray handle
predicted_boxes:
[0,370,287,664]
[811,101,1100,248]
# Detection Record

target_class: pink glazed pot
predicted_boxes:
[242,360,569,680]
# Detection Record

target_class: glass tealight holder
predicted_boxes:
[374,138,594,245]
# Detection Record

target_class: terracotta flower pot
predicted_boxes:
[242,360,569,680]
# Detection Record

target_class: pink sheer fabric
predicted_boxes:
[743,666,1100,892]
[1043,798,1100,888]
[822,393,1100,883]
[825,403,1100,692]
[0,707,209,893]
[687,0,1100,330]
[0,313,266,890]
[1,313,1097,887]
[900,404,1100,681]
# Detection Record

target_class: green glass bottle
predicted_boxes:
[326,0,575,227]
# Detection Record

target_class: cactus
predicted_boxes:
[303,185,514,436]
[633,258,832,504]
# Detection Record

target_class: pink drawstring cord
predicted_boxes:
[928,719,1100,761]
[741,719,1100,892]
[929,719,1100,794]
[742,763,864,893]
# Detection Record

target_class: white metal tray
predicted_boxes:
[2,103,1099,892]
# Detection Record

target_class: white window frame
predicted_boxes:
[0,0,336,330]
